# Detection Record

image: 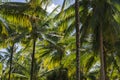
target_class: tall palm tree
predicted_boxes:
[53,1,92,79]
[0,15,14,80]
[30,18,37,80]
[8,43,15,80]
[0,0,120,80]
[77,0,120,79]
[4,30,26,80]
[54,0,120,80]
[91,0,120,79]
[0,1,52,80]
[75,0,80,80]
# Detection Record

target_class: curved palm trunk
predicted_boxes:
[99,24,106,80]
[75,0,80,80]
[8,43,14,80]
[30,38,36,80]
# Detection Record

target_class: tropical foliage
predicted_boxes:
[0,0,120,80]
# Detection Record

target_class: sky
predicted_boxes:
[9,0,64,13]
[52,0,63,5]
[11,0,25,2]
[5,0,74,13]
[10,0,64,5]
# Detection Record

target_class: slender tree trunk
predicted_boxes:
[61,0,66,11]
[99,24,106,80]
[8,43,14,80]
[30,38,36,80]
[103,48,108,80]
[75,0,80,80]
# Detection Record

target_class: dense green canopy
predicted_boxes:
[0,0,120,80]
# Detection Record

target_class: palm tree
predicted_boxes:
[30,19,37,80]
[8,43,15,80]
[90,0,120,79]
[0,44,17,79]
[0,15,14,80]
[3,30,27,80]
[54,1,91,79]
[75,0,80,80]
[0,1,52,79]
[0,0,120,80]
[53,0,120,80]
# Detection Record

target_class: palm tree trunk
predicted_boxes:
[61,0,66,11]
[30,38,36,80]
[99,24,106,80]
[103,48,108,80]
[8,43,14,80]
[75,0,80,80]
